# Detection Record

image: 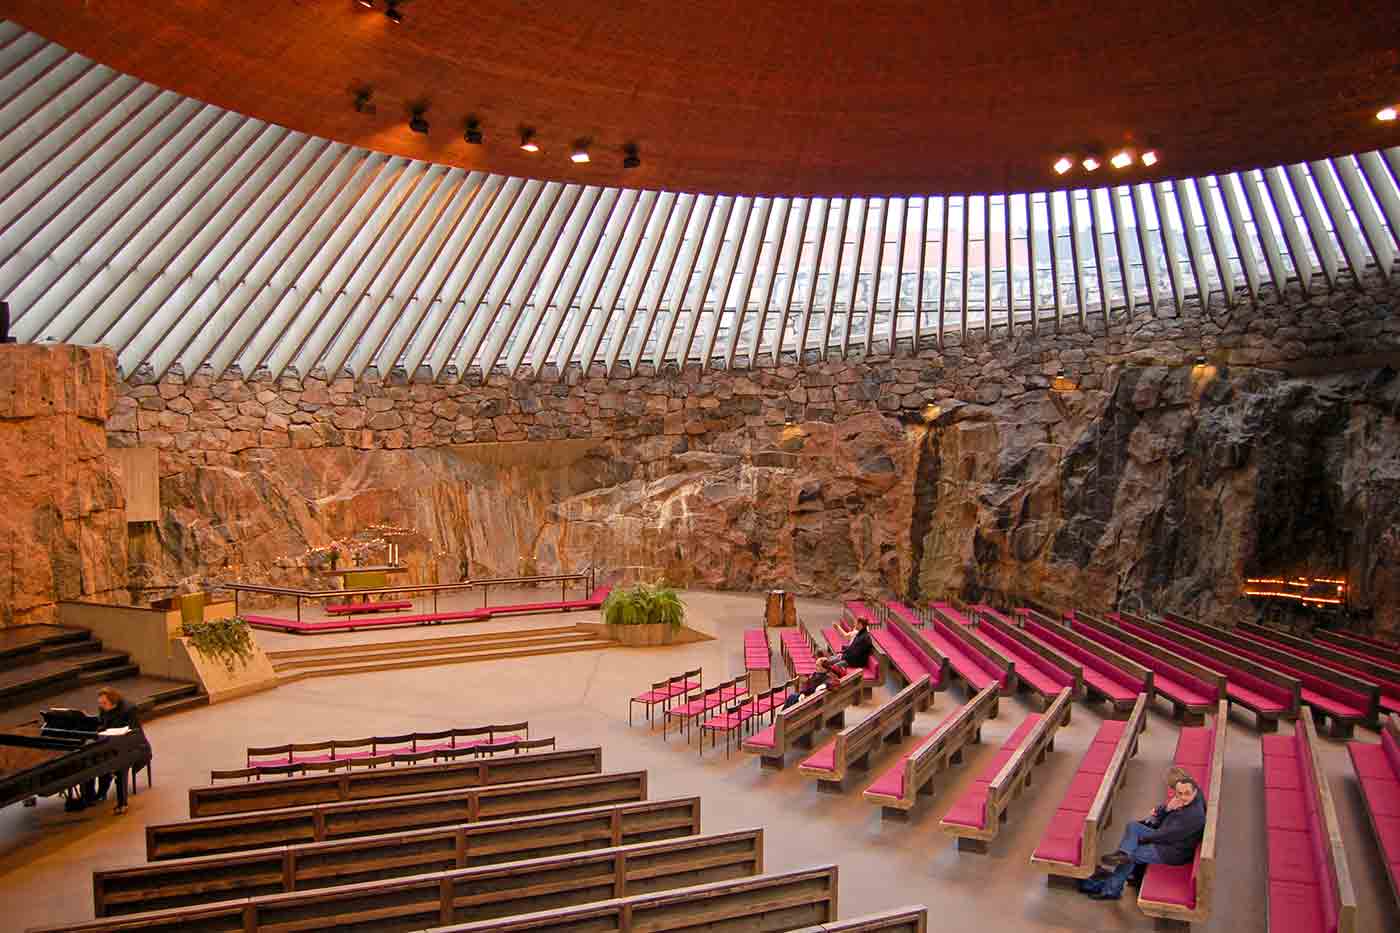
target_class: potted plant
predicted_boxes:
[601,584,686,646]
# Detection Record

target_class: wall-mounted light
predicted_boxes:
[357,0,374,8]
[1081,154,1101,172]
[622,143,641,169]
[1110,149,1134,169]
[464,117,483,144]
[519,128,540,153]
[1379,106,1399,122]
[570,140,591,163]
[1052,156,1074,175]
[1140,150,1159,167]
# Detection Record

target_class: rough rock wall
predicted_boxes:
[109,275,1400,633]
[1,345,127,625]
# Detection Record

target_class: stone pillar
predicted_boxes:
[0,344,128,625]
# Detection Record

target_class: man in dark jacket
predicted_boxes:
[77,687,151,815]
[1084,767,1206,900]
[833,616,875,670]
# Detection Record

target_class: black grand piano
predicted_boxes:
[0,710,150,810]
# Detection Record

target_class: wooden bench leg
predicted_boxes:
[1257,715,1279,733]
[1326,718,1355,740]
[1045,874,1081,889]
[760,755,785,770]
[1180,708,1205,727]
[881,806,910,822]
[1153,918,1191,931]
[817,779,845,795]
[957,837,990,853]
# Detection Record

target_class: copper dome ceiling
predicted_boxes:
[4,0,1400,196]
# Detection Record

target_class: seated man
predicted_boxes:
[1081,766,1206,900]
[76,687,151,816]
[832,615,875,670]
[781,656,849,709]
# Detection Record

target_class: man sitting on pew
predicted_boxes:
[1080,766,1206,900]
[832,616,876,670]
[781,657,849,709]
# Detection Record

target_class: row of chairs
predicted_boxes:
[218,737,553,782]
[628,668,703,726]
[244,722,529,770]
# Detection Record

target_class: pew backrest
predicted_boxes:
[887,615,951,684]
[1017,609,1153,693]
[975,609,1083,697]
[1299,708,1359,933]
[424,863,839,933]
[1080,693,1149,870]
[788,906,929,933]
[1072,613,1225,703]
[983,689,1072,828]
[802,676,930,781]
[932,614,1015,689]
[897,685,998,804]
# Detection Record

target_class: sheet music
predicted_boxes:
[98,727,130,737]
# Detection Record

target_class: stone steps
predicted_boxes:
[272,631,618,683]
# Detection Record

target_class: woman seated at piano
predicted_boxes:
[70,687,150,815]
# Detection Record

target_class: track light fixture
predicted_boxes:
[1379,106,1398,122]
[385,0,403,23]
[409,108,429,134]
[570,140,591,163]
[356,0,374,8]
[1052,156,1073,175]
[622,143,641,169]
[519,128,540,152]
[1110,149,1134,169]
[1081,153,1101,172]
[353,88,376,115]
[464,117,483,144]
[1140,150,1159,166]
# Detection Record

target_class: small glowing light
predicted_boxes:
[570,147,590,164]
[357,0,374,7]
[1110,150,1134,169]
[1140,150,1159,167]
[1053,156,1074,175]
[922,404,941,422]
[520,131,540,153]
[1081,156,1101,172]
[1379,107,1399,122]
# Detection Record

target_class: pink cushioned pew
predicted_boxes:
[1069,613,1223,724]
[1018,608,1150,718]
[871,614,946,699]
[971,606,1083,709]
[1346,713,1400,912]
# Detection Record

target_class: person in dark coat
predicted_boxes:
[1084,767,1207,900]
[781,656,849,709]
[78,687,151,815]
[832,616,875,669]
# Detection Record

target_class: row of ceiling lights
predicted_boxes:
[352,1,642,169]
[1052,147,1159,177]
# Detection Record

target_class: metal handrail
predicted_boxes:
[223,567,598,622]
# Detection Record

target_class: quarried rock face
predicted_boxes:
[0,345,127,625]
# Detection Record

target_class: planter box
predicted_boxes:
[607,622,677,646]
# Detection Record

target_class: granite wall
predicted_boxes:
[1,345,128,625]
[106,273,1400,633]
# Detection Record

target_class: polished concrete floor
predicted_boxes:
[1,590,1396,932]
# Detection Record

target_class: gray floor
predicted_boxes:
[0,590,1396,932]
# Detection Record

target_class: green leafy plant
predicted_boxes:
[182,617,256,672]
[602,584,686,629]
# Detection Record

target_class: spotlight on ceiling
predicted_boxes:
[1052,156,1074,175]
[1110,149,1134,169]
[357,0,374,7]
[519,129,540,152]
[1081,154,1101,172]
[1379,106,1399,122]
[622,143,641,169]
[409,108,429,135]
[1140,150,1159,167]
[570,140,591,163]
[464,117,483,144]
[385,0,403,23]
[353,88,376,115]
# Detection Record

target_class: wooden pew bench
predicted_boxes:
[1137,699,1228,930]
[781,627,823,676]
[940,689,1072,852]
[146,770,650,861]
[863,685,1000,820]
[790,907,929,933]
[193,746,601,817]
[1030,693,1148,880]
[1157,612,1379,737]
[972,607,1084,708]
[741,670,864,770]
[37,829,765,933]
[1237,621,1400,716]
[922,614,1016,695]
[799,677,931,792]
[823,624,883,699]
[1071,613,1223,725]
[95,796,703,917]
[1262,708,1357,933]
[1346,713,1400,911]
[426,864,839,933]
[1112,613,1299,732]
[1018,609,1151,717]
[871,615,946,701]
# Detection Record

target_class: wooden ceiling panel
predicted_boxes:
[5,0,1399,196]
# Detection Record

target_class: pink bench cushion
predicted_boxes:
[866,704,966,799]
[1118,619,1290,712]
[942,715,1040,829]
[746,725,777,749]
[1031,717,1128,865]
[1073,621,1214,706]
[1021,619,1142,698]
[872,627,930,687]
[1349,737,1400,889]
[922,623,1000,691]
[744,630,771,670]
[801,740,838,773]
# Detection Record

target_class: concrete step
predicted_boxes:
[264,625,581,661]
[271,631,605,671]
[275,637,618,683]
